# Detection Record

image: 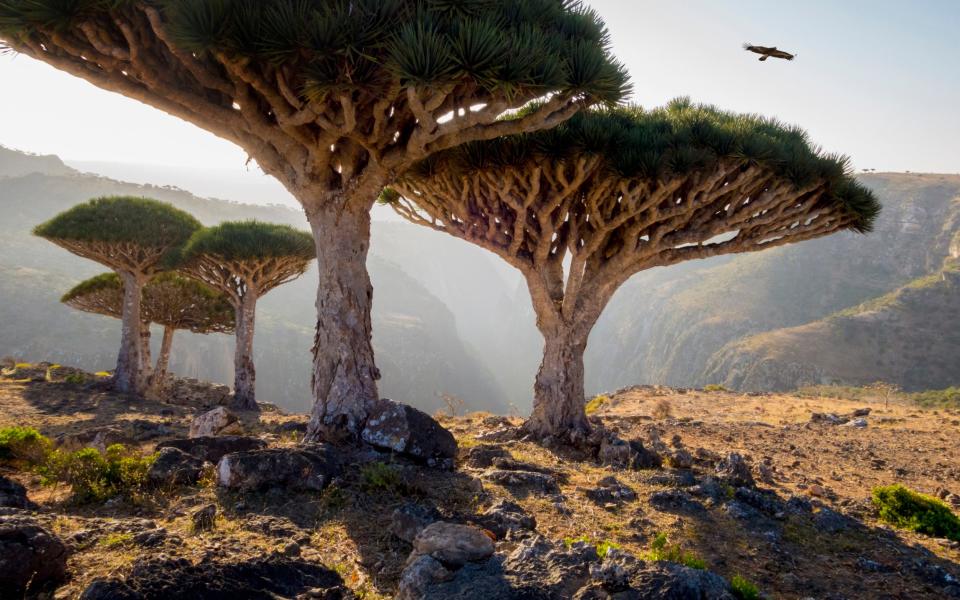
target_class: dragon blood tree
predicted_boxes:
[34,197,201,395]
[387,101,880,441]
[0,0,629,441]
[175,222,315,411]
[61,272,235,384]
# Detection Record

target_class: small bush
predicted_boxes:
[41,444,155,503]
[0,426,51,466]
[585,395,609,415]
[360,462,403,492]
[730,575,760,600]
[652,399,673,420]
[643,533,706,569]
[703,384,729,393]
[563,535,620,559]
[872,484,960,541]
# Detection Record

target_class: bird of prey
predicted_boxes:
[743,43,795,62]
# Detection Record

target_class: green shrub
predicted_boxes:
[0,426,51,466]
[562,535,621,559]
[585,395,609,415]
[41,444,155,503]
[643,533,706,569]
[872,484,960,541]
[360,462,403,493]
[703,384,729,392]
[730,575,760,600]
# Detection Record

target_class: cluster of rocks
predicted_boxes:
[809,407,871,428]
[0,515,70,596]
[395,524,738,600]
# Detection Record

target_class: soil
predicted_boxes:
[2,373,959,599]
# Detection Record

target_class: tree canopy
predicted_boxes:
[177,221,316,264]
[388,99,881,438]
[62,272,235,334]
[33,196,201,247]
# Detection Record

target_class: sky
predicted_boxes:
[0,0,957,183]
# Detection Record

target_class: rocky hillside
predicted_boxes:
[586,173,960,394]
[1,368,958,599]
[704,238,960,392]
[0,148,507,415]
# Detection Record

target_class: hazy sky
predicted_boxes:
[0,0,957,177]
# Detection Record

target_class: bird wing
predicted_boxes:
[770,49,796,60]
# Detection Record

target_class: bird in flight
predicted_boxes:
[743,43,796,62]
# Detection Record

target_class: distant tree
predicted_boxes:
[175,222,315,411]
[388,101,881,441]
[867,381,901,409]
[0,1,629,441]
[34,197,201,394]
[61,272,235,384]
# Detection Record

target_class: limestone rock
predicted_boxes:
[474,500,536,539]
[412,522,496,567]
[158,435,267,464]
[0,516,69,595]
[146,447,206,487]
[392,502,441,544]
[715,452,755,488]
[79,556,352,599]
[0,475,30,509]
[189,406,242,438]
[217,445,340,492]
[361,399,457,461]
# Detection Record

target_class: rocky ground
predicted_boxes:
[1,364,959,599]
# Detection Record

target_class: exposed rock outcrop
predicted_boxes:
[361,399,457,464]
[158,436,267,464]
[216,445,340,492]
[189,406,242,438]
[0,516,69,595]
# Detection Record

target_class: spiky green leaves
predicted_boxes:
[33,196,201,248]
[157,0,628,103]
[178,221,315,263]
[401,100,881,231]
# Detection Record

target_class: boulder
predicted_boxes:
[146,447,206,487]
[649,489,706,514]
[396,555,456,600]
[217,445,340,492]
[158,436,267,464]
[461,444,512,469]
[0,475,30,509]
[392,502,441,544]
[474,500,536,539]
[584,476,637,506]
[0,516,69,595]
[413,522,496,567]
[191,504,217,532]
[159,377,232,408]
[189,406,242,438]
[715,453,755,488]
[617,561,735,599]
[361,399,458,462]
[79,555,352,599]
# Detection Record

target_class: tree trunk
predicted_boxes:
[304,196,380,442]
[231,293,258,411]
[114,272,146,394]
[524,323,592,440]
[139,322,153,380]
[153,325,175,384]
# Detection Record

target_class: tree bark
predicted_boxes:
[153,325,175,384]
[524,323,593,440]
[304,195,380,442]
[139,322,153,381]
[231,293,258,411]
[114,272,147,394]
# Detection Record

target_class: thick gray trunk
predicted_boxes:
[153,325,175,384]
[231,294,258,411]
[114,272,147,394]
[140,322,153,380]
[525,324,591,439]
[305,197,380,442]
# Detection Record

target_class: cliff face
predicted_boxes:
[585,174,960,394]
[704,259,960,392]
